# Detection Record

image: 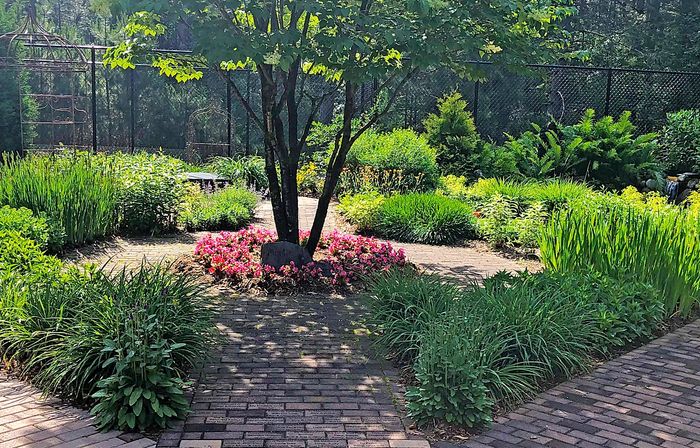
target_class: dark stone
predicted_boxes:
[689,178,699,190]
[677,172,700,182]
[678,188,693,204]
[261,241,312,270]
[314,260,334,278]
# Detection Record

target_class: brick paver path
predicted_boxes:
[157,291,429,448]
[0,373,155,448]
[444,319,700,448]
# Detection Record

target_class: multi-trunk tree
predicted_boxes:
[106,0,577,258]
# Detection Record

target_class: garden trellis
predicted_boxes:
[0,0,89,153]
[2,37,700,156]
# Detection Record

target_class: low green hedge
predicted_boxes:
[342,129,439,193]
[366,268,665,429]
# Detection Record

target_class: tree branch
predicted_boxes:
[350,68,418,145]
[221,70,264,131]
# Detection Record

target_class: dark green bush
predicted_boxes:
[0,154,118,247]
[475,142,521,178]
[500,110,660,189]
[344,129,439,193]
[565,110,660,189]
[660,109,700,173]
[423,92,480,176]
[376,193,477,245]
[181,186,257,231]
[0,262,216,431]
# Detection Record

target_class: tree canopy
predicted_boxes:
[103,0,577,256]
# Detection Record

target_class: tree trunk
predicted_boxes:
[258,65,301,245]
[259,65,291,241]
[306,82,357,256]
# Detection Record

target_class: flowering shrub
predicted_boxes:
[194,226,407,289]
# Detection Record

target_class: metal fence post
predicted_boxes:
[226,71,232,157]
[604,68,613,116]
[473,81,480,130]
[90,47,97,154]
[129,69,135,153]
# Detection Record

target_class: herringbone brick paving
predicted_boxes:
[0,373,155,448]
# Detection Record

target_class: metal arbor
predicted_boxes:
[0,0,89,152]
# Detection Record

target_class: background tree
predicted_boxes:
[571,0,700,71]
[104,0,577,257]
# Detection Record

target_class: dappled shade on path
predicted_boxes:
[157,292,429,447]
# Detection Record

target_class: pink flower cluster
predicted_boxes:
[194,225,407,289]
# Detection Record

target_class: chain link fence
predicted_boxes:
[391,64,700,141]
[4,53,700,158]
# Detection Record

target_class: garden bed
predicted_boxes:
[193,225,408,293]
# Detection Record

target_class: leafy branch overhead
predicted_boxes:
[105,2,579,83]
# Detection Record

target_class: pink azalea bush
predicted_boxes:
[194,225,407,289]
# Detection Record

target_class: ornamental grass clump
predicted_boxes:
[540,198,700,316]
[467,178,593,211]
[0,154,118,248]
[375,193,477,245]
[366,268,666,429]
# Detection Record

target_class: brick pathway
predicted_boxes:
[157,292,429,448]
[443,319,700,448]
[0,373,155,448]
